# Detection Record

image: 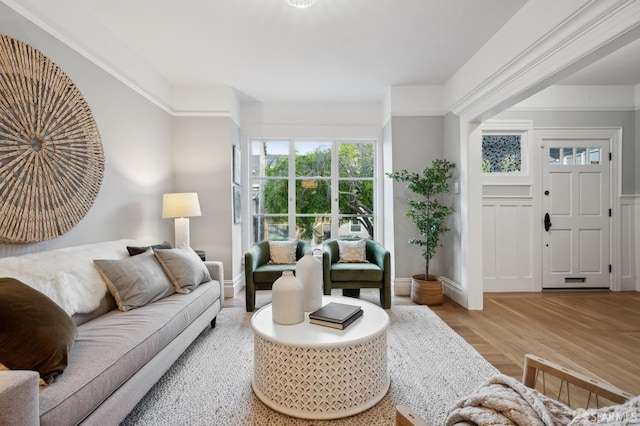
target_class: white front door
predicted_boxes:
[542,140,610,288]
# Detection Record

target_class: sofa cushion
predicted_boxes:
[254,264,296,283]
[268,239,298,264]
[337,239,368,263]
[126,241,171,256]
[94,250,175,311]
[0,277,78,384]
[154,247,211,293]
[38,280,221,426]
[330,263,383,282]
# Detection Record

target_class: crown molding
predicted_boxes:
[509,84,640,111]
[0,0,244,118]
[0,0,175,113]
[446,0,640,121]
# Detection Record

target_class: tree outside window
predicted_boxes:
[251,140,375,245]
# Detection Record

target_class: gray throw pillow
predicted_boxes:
[154,247,211,293]
[94,249,175,311]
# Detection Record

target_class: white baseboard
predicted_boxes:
[621,275,636,291]
[394,276,465,306]
[393,278,411,296]
[224,273,244,298]
[440,276,464,307]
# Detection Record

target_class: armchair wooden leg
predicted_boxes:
[246,289,255,312]
[343,289,361,298]
[381,288,391,309]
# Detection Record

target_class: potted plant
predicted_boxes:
[386,159,455,305]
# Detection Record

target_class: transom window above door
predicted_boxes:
[250,139,375,245]
[549,147,602,165]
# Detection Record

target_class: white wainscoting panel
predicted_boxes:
[483,198,536,291]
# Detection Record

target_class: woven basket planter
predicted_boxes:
[0,34,104,243]
[411,274,443,306]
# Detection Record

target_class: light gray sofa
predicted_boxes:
[0,239,224,425]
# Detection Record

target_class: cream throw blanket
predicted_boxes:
[0,239,148,315]
[445,374,575,425]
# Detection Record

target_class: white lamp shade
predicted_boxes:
[162,193,201,218]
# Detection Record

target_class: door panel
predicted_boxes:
[579,173,601,215]
[579,230,600,272]
[550,230,571,272]
[542,140,610,288]
[550,173,571,215]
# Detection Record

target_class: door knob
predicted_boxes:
[544,213,552,232]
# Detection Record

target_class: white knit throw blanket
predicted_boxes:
[445,374,576,426]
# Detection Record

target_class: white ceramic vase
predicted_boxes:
[296,251,323,312]
[271,270,304,325]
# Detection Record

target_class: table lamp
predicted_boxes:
[162,192,201,248]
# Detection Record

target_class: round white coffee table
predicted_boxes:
[251,296,390,420]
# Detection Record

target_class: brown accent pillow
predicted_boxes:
[127,241,171,256]
[0,277,78,384]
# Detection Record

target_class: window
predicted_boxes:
[549,147,601,165]
[250,139,375,245]
[481,120,533,185]
[482,135,521,173]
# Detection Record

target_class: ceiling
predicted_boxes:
[76,0,530,103]
[559,37,640,86]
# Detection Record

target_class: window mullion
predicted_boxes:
[331,141,339,238]
[288,140,296,238]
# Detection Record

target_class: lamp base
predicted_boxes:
[174,217,190,248]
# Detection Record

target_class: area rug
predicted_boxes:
[122,306,498,425]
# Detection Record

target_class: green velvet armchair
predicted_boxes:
[244,239,311,312]
[322,239,391,309]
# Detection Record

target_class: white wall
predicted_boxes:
[381,119,396,290]
[241,102,382,140]
[0,5,174,258]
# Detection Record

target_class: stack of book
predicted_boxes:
[309,302,363,330]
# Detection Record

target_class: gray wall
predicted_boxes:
[495,109,637,195]
[637,109,640,193]
[381,120,395,277]
[440,112,462,285]
[389,116,445,278]
[172,116,238,281]
[0,5,174,258]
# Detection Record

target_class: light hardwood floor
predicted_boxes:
[430,291,640,397]
[228,289,640,396]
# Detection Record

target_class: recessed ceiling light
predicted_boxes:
[285,0,317,9]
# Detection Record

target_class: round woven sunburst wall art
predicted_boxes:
[0,34,104,243]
